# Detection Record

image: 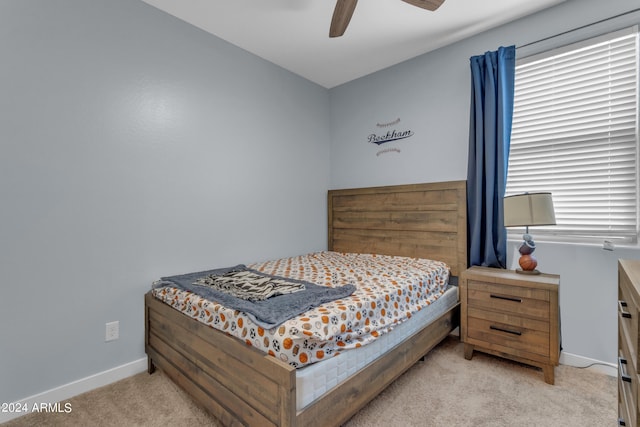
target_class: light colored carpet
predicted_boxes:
[3,336,616,426]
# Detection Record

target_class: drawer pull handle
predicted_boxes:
[490,325,522,336]
[619,357,632,383]
[619,300,632,318]
[619,417,626,426]
[490,294,522,303]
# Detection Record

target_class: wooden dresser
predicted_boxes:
[460,266,560,384]
[618,259,640,426]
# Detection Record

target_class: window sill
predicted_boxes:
[506,236,640,251]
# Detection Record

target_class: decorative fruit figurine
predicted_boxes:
[519,254,538,271]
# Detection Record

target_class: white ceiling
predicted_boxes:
[141,0,566,88]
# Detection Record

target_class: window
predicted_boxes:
[506,27,639,243]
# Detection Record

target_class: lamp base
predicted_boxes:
[518,252,538,273]
[515,268,541,275]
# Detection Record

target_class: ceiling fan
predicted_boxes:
[330,0,446,38]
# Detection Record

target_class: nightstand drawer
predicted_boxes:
[467,280,550,319]
[468,307,549,333]
[467,316,550,357]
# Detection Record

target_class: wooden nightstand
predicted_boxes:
[460,266,560,384]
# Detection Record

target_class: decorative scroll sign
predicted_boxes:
[368,118,414,156]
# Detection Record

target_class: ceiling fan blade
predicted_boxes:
[400,0,445,11]
[330,0,358,38]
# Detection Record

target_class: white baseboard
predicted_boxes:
[0,358,147,424]
[560,351,617,377]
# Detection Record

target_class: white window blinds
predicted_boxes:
[506,27,639,242]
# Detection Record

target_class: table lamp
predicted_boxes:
[504,192,556,274]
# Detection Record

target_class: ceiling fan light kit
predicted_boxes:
[330,0,445,38]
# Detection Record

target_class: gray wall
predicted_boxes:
[329,0,640,365]
[0,0,329,404]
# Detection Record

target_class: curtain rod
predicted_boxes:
[517,7,640,50]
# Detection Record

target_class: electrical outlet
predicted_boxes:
[105,321,119,342]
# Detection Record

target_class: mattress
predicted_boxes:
[152,251,451,368]
[295,284,458,410]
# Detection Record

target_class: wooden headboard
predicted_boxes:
[328,180,467,277]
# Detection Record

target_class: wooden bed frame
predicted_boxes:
[145,180,467,427]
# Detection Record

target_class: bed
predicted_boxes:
[145,180,467,427]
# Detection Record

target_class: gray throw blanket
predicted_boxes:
[153,264,356,329]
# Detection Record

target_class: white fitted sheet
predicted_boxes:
[295,284,458,410]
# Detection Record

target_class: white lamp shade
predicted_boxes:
[504,192,556,227]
